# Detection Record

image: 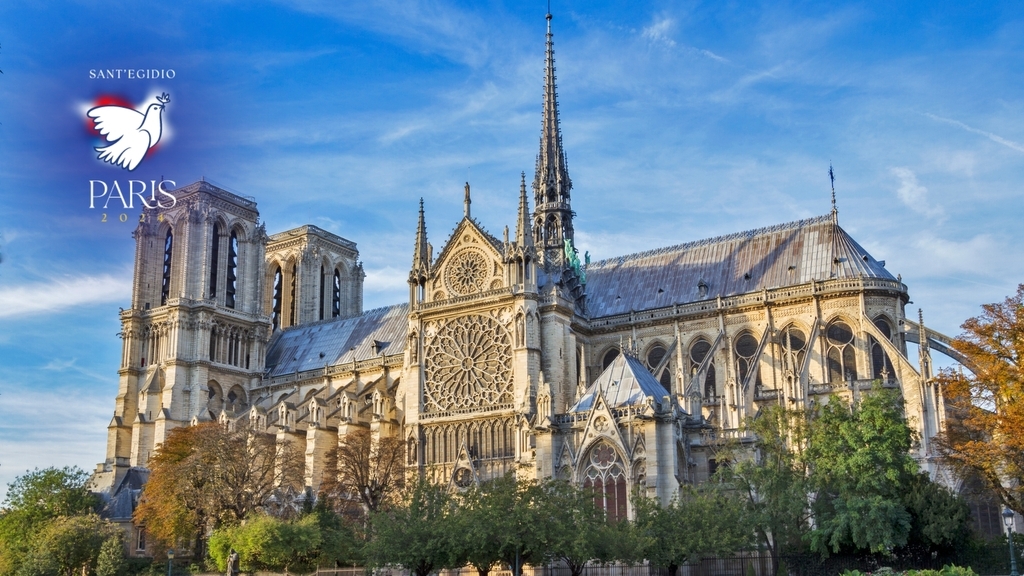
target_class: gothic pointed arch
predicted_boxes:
[825,317,858,382]
[579,439,629,522]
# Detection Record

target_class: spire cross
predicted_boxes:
[829,162,836,212]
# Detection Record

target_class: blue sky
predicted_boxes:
[1,0,1022,496]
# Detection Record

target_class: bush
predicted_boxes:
[96,535,128,576]
[208,514,322,573]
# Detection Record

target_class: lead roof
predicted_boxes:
[584,214,894,318]
[264,303,408,377]
[264,214,894,372]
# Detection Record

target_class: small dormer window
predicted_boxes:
[697,280,709,299]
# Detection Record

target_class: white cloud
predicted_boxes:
[891,167,944,220]
[910,232,1006,277]
[0,274,131,319]
[0,386,110,500]
[642,17,676,47]
[925,113,1024,155]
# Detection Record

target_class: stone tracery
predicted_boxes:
[445,249,488,295]
[423,314,513,415]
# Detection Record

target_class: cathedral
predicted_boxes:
[92,13,961,534]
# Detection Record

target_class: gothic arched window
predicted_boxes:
[689,339,716,398]
[871,316,895,381]
[826,320,858,382]
[602,348,620,370]
[582,441,628,523]
[226,231,238,309]
[271,267,283,330]
[288,264,297,326]
[779,325,807,377]
[161,230,173,305]
[209,224,220,299]
[646,344,672,389]
[319,265,326,321]
[734,333,761,388]
[332,270,341,318]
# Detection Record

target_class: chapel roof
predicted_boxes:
[569,352,671,413]
[583,214,894,318]
[264,303,408,377]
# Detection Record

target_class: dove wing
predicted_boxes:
[88,105,144,143]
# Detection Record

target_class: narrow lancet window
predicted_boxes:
[161,230,173,305]
[288,264,296,326]
[332,270,341,318]
[319,265,326,321]
[209,224,220,299]
[226,231,238,309]
[271,267,283,330]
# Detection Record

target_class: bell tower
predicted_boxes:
[98,181,271,489]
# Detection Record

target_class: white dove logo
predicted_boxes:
[87,92,169,171]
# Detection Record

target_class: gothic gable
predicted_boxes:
[428,219,505,302]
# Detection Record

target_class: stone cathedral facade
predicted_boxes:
[93,14,957,526]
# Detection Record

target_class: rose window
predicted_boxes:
[423,314,513,414]
[446,250,488,295]
[590,444,616,468]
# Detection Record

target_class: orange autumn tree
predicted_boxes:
[936,284,1024,515]
[134,422,303,554]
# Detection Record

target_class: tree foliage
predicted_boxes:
[723,405,811,573]
[208,514,323,573]
[806,388,919,555]
[134,422,303,553]
[633,486,749,575]
[15,514,119,576]
[0,467,98,575]
[474,475,547,576]
[322,429,405,517]
[95,534,128,576]
[936,284,1024,516]
[536,480,621,576]
[365,480,457,576]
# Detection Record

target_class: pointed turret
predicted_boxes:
[516,172,533,247]
[410,199,430,283]
[533,12,575,271]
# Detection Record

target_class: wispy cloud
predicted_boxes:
[925,113,1024,154]
[891,167,944,221]
[0,274,131,319]
[275,0,493,67]
[642,17,676,48]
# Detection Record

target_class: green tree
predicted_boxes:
[365,480,457,576]
[16,514,119,576]
[488,476,548,576]
[806,387,918,555]
[453,479,510,576]
[0,467,99,575]
[537,480,617,576]
[311,508,365,568]
[723,405,811,575]
[95,534,128,576]
[896,472,972,564]
[633,486,749,576]
[208,514,321,574]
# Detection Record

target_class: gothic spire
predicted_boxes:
[412,198,429,273]
[534,12,572,207]
[516,172,533,247]
[533,12,575,271]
